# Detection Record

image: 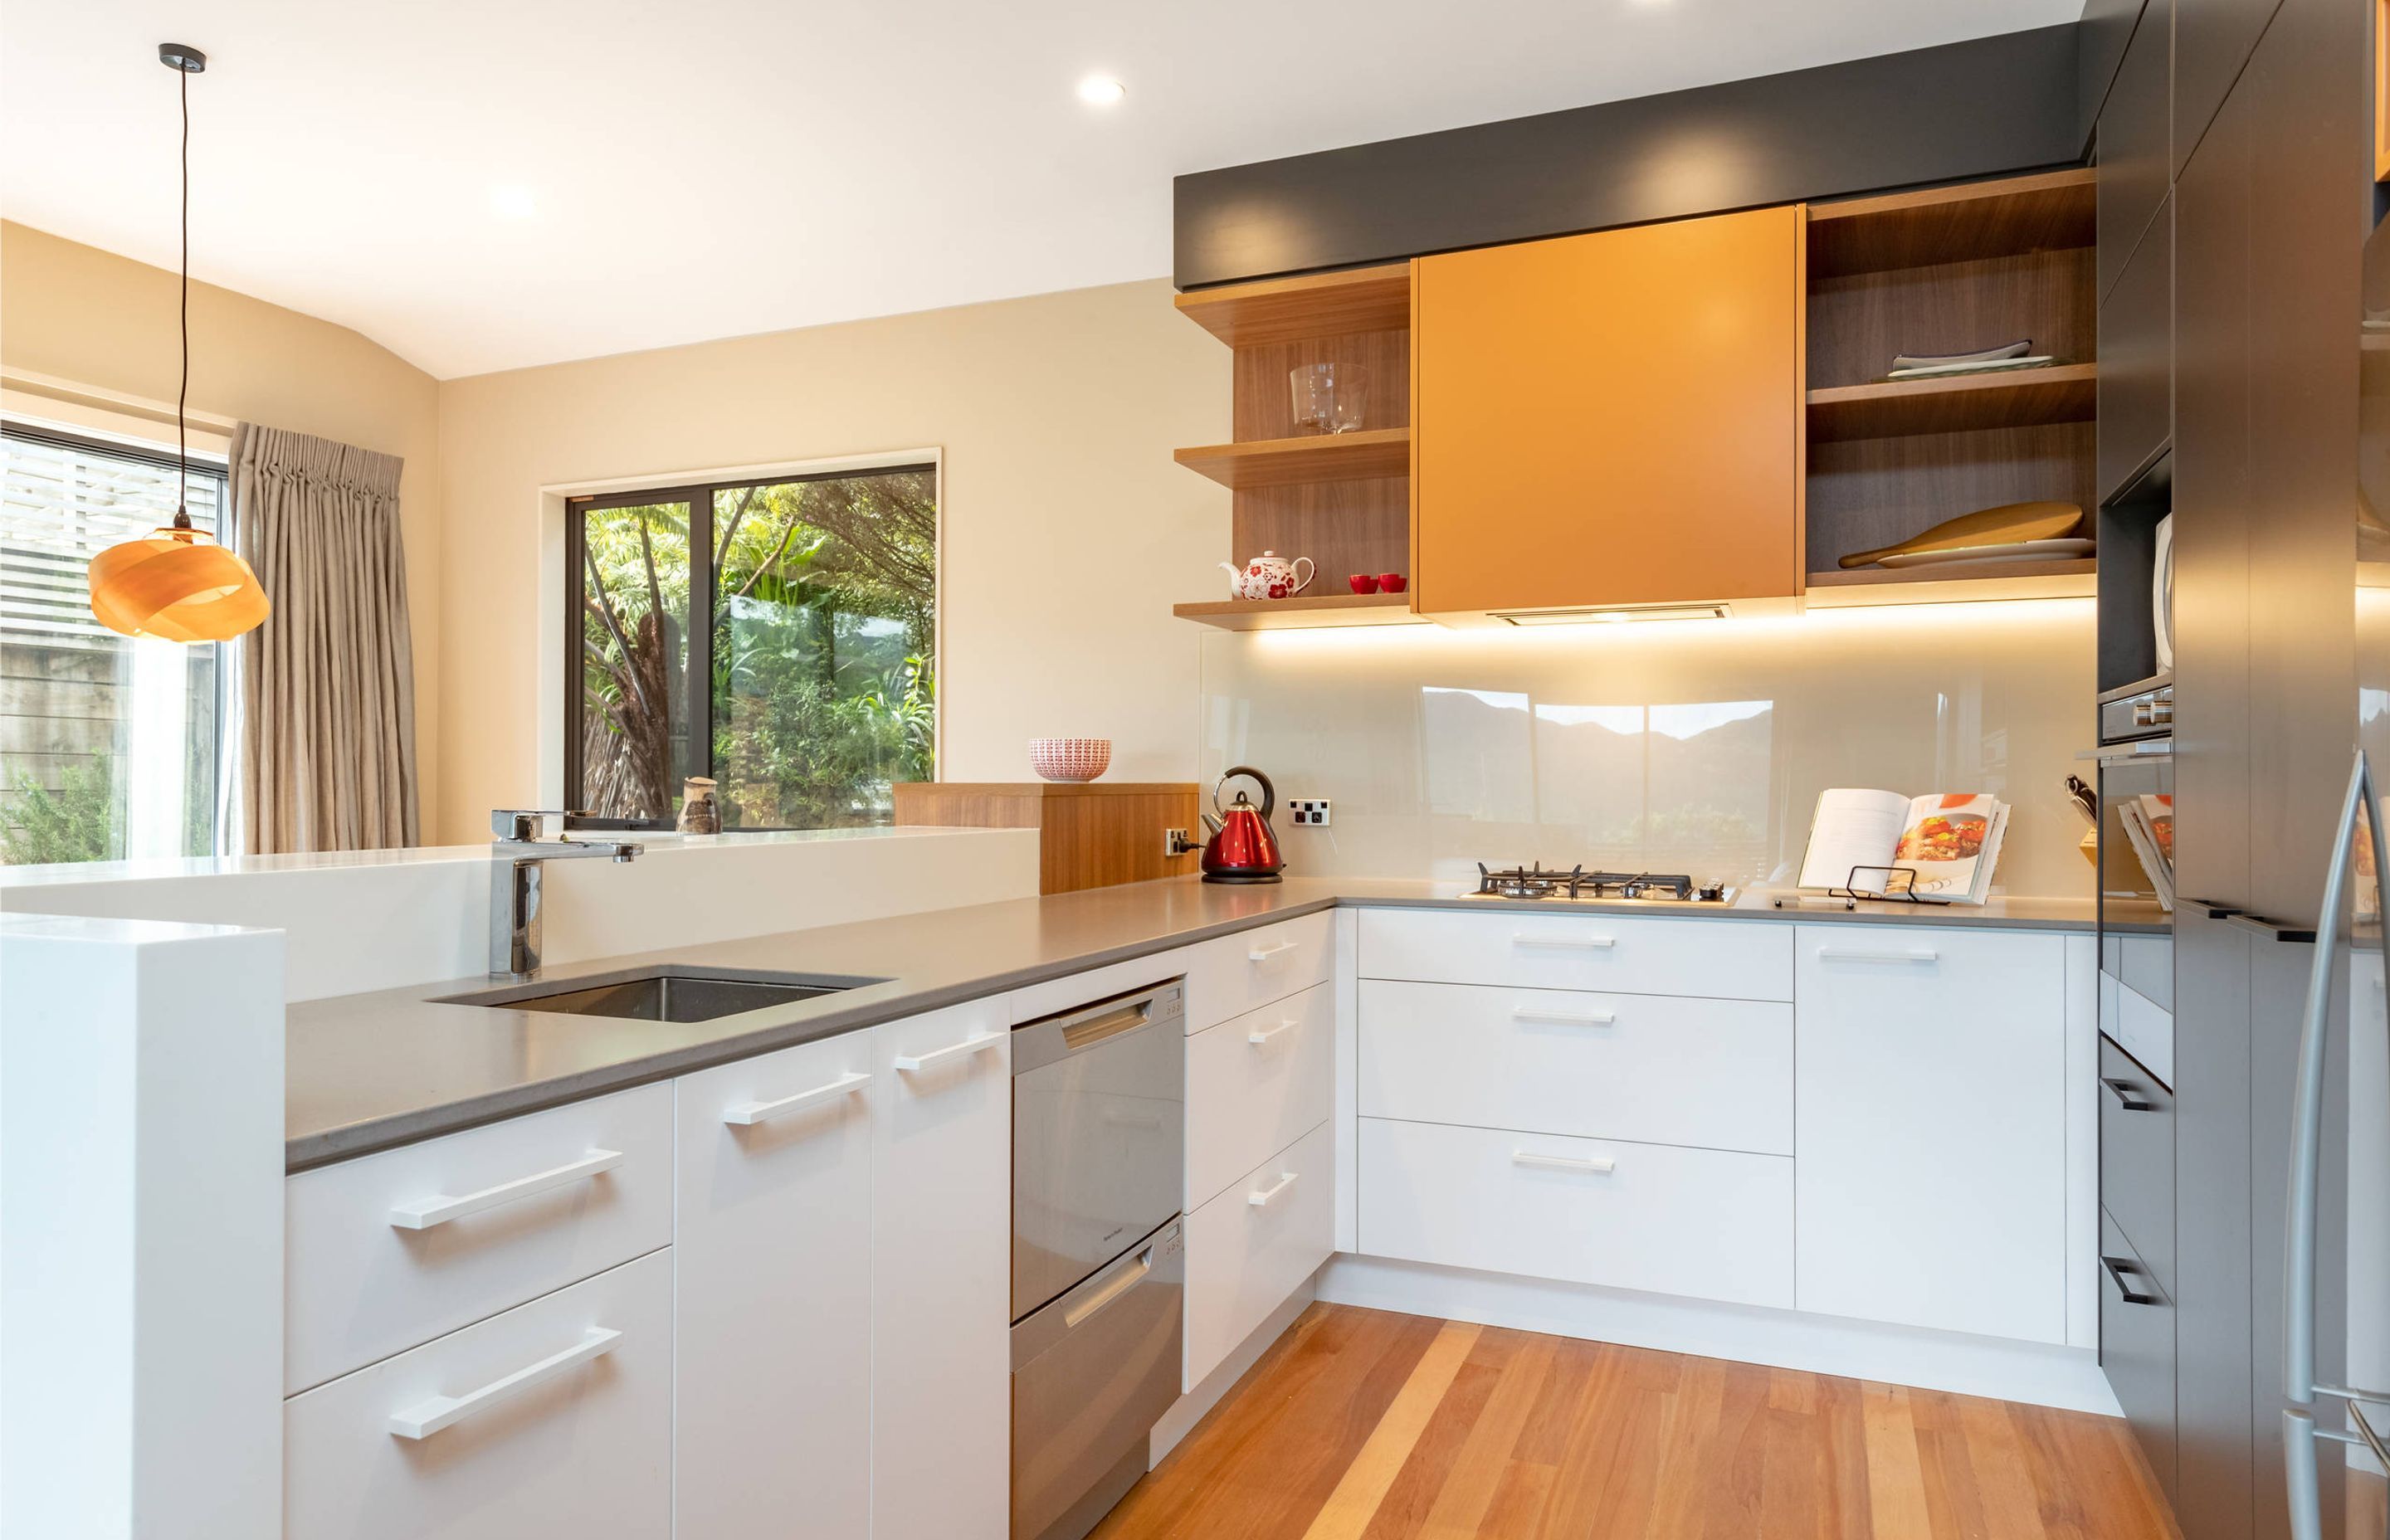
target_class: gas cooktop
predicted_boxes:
[1465,863,1734,904]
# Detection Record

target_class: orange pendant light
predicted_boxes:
[87,43,269,644]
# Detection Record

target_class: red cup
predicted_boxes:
[1377,573,1408,593]
[1348,573,1380,594]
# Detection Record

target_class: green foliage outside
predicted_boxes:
[579,470,935,828]
[2,755,121,865]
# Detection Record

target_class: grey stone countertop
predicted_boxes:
[285,875,2130,1172]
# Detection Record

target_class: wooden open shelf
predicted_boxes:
[1806,363,2097,442]
[1804,557,2097,607]
[1174,263,1412,347]
[1173,427,1412,490]
[1171,592,1427,631]
[1807,167,2097,278]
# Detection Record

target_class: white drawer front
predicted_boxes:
[1183,1119,1334,1391]
[1356,908,1790,1001]
[1183,913,1335,1033]
[1358,980,1792,1155]
[285,1248,671,1540]
[285,1082,673,1394]
[1187,982,1334,1209]
[1358,1116,1792,1309]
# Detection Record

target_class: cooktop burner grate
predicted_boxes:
[1471,863,1727,903]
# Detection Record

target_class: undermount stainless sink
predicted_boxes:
[444,967,878,1025]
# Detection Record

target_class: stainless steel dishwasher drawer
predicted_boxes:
[1011,1216,1185,1540]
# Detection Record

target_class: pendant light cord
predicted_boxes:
[173,61,191,531]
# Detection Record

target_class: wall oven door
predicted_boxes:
[2097,743,2176,1086]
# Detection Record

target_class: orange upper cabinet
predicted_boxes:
[1412,206,1804,616]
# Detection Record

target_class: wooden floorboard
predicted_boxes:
[1091,1304,2180,1540]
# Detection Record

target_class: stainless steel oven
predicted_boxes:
[2095,740,2175,1086]
[1011,980,1187,1540]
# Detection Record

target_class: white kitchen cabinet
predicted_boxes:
[871,1001,1012,1540]
[1793,924,2068,1343]
[1182,912,1336,1031]
[284,1081,674,1395]
[1186,982,1334,1209]
[284,1249,671,1540]
[674,1030,876,1540]
[1358,979,1793,1155]
[1184,1119,1334,1391]
[1357,908,1791,1001]
[1358,1116,1795,1309]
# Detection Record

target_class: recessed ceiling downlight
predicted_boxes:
[1077,75,1127,106]
[490,185,538,219]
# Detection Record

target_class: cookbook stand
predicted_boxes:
[1773,865,1952,910]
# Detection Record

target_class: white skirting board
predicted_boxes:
[1149,1274,1319,1465]
[1314,1255,2122,1417]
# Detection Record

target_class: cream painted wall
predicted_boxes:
[433,277,1228,846]
[0,222,446,834]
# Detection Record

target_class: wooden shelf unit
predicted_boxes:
[1803,556,2097,607]
[1173,428,1412,489]
[1807,168,2096,277]
[1802,168,2098,601]
[1170,592,1427,631]
[1173,264,1412,347]
[1805,363,2097,442]
[1173,263,1417,623]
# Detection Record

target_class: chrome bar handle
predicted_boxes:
[2279,748,2387,1540]
[2286,751,2378,1407]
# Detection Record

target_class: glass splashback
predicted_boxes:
[1198,599,2098,899]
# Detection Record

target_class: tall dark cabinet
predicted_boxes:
[2089,0,2371,1537]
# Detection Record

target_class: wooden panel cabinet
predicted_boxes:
[895,782,1199,894]
[1412,206,1803,614]
[2097,0,2173,307]
[2097,191,2173,502]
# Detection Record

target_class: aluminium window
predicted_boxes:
[566,463,936,831]
[0,421,230,864]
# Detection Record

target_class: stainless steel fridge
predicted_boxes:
[2275,217,2390,1540]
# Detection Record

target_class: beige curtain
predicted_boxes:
[225,423,418,854]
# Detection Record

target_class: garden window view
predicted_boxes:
[1,423,226,865]
[571,464,936,830]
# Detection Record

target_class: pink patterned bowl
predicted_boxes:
[1029,738,1110,782]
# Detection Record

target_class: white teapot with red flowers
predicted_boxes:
[1219,550,1315,601]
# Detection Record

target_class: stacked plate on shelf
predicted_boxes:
[1838,500,2091,571]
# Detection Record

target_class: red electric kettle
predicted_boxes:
[1199,766,1285,884]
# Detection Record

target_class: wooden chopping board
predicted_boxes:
[1838,500,2087,568]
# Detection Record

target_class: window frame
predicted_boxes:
[563,460,939,832]
[0,417,235,860]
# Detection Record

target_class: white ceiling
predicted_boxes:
[2,1,2080,379]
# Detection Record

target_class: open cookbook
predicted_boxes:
[1796,789,2012,904]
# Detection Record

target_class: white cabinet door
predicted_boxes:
[1794,924,2067,1343]
[675,1031,876,1540]
[284,1250,671,1540]
[1358,979,1793,1154]
[1186,982,1335,1209]
[1183,1120,1334,1391]
[872,1001,1012,1540]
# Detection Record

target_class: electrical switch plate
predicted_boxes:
[1288,799,1331,827]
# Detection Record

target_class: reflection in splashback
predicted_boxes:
[1199,600,2096,899]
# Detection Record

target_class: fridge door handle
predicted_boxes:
[2277,748,2388,1540]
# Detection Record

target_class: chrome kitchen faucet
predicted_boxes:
[488,810,644,981]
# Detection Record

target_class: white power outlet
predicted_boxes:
[1287,798,1332,827]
